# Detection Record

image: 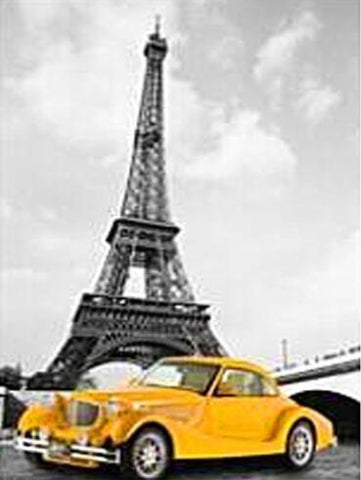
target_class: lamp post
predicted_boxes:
[281,338,289,369]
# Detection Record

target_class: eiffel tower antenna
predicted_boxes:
[155,14,161,36]
[28,23,226,390]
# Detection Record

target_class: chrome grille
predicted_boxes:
[66,401,99,426]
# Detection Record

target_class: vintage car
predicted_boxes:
[15,357,336,479]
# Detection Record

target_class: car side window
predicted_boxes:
[216,369,277,397]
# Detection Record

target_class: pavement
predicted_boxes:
[0,442,359,480]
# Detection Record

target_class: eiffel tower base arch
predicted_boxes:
[27,294,225,390]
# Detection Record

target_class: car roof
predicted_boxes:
[160,356,272,377]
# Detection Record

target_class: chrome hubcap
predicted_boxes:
[289,425,313,466]
[133,433,167,479]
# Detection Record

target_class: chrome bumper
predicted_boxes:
[15,436,121,465]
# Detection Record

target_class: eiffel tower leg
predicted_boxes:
[168,246,195,302]
[27,336,98,390]
[95,241,131,296]
[145,252,171,301]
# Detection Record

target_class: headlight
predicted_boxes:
[30,429,39,438]
[107,400,129,416]
[39,427,50,441]
[77,432,89,446]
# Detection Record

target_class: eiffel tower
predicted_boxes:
[28,20,226,390]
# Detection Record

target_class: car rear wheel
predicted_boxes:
[285,420,315,469]
[125,427,171,480]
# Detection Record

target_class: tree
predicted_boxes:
[0,364,22,389]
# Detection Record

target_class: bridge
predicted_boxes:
[275,345,360,439]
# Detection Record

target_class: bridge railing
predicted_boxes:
[274,344,360,377]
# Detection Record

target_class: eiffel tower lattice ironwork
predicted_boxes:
[28,21,226,390]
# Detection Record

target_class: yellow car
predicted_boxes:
[15,357,336,479]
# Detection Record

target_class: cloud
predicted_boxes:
[0,267,48,284]
[0,198,57,227]
[38,206,57,222]
[208,35,244,71]
[6,0,177,154]
[34,230,75,254]
[310,230,359,310]
[295,78,341,123]
[5,0,296,199]
[232,228,360,363]
[185,0,228,26]
[254,10,322,106]
[14,0,67,29]
[184,110,297,192]
[166,78,224,177]
[277,229,359,347]
[98,154,119,169]
[0,198,14,221]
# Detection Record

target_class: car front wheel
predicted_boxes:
[24,452,50,469]
[125,427,171,480]
[285,420,315,469]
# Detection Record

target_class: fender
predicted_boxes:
[108,413,176,448]
[18,403,58,433]
[270,405,316,447]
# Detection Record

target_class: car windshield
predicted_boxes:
[138,361,219,394]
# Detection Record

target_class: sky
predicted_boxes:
[0,0,359,383]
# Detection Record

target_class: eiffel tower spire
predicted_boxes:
[28,24,226,390]
[122,17,169,222]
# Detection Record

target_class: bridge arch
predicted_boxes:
[291,390,360,440]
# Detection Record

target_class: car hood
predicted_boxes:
[70,386,204,407]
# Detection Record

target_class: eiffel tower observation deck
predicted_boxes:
[28,20,226,390]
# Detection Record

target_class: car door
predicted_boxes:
[208,368,284,441]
